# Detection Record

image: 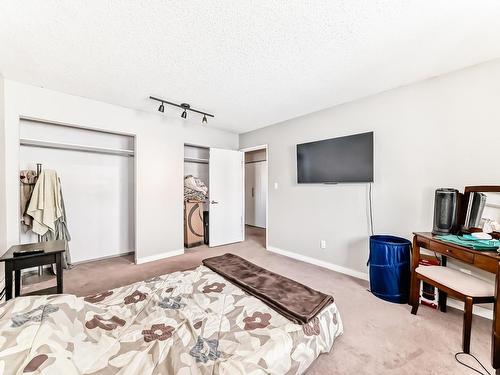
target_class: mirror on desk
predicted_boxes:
[482,192,500,233]
[462,187,500,238]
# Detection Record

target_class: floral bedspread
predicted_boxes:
[0,265,343,374]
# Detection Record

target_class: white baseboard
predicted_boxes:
[267,246,494,320]
[136,249,184,265]
[447,299,493,320]
[73,251,135,265]
[267,246,369,281]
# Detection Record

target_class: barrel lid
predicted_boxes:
[370,235,411,246]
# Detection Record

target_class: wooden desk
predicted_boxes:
[411,232,500,373]
[0,240,67,301]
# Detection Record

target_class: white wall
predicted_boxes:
[0,76,5,281]
[0,80,238,264]
[240,59,500,282]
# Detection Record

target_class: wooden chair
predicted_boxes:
[411,265,494,353]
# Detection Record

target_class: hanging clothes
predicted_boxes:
[27,169,72,269]
[27,169,62,235]
[19,170,38,231]
[41,187,72,268]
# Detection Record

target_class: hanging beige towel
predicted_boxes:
[27,169,63,236]
[19,170,38,231]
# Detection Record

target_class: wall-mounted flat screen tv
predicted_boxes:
[297,131,373,183]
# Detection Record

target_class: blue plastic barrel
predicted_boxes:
[368,235,411,304]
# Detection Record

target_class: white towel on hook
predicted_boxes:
[27,169,63,236]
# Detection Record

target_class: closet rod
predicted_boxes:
[20,115,134,138]
[184,157,209,164]
[20,138,134,157]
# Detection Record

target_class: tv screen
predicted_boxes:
[297,132,373,183]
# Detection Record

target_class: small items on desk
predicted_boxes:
[437,234,500,251]
[0,240,67,301]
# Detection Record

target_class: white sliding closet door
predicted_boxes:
[209,148,244,247]
[19,119,135,263]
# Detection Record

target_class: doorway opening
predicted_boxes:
[183,144,210,249]
[183,145,245,250]
[242,146,268,249]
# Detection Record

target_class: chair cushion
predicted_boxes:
[416,266,494,297]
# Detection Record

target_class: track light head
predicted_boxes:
[180,103,190,119]
[202,114,208,124]
[158,102,164,113]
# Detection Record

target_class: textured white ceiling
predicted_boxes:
[1,1,500,134]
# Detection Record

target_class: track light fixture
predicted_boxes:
[149,96,214,124]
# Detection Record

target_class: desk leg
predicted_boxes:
[14,270,21,297]
[410,236,421,314]
[492,261,500,372]
[56,254,63,294]
[439,256,448,313]
[5,261,13,301]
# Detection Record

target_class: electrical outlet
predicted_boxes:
[274,182,279,190]
[320,240,326,249]
[459,268,472,275]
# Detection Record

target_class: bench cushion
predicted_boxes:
[416,266,494,297]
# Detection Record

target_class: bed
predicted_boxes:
[0,257,343,374]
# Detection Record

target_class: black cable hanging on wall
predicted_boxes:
[149,96,214,124]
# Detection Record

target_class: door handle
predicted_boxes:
[251,187,254,198]
[210,200,219,204]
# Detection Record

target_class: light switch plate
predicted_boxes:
[274,182,278,190]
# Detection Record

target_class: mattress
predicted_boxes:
[0,265,343,374]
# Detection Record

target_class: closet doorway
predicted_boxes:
[242,146,268,249]
[183,145,210,249]
[18,117,136,264]
[183,144,245,249]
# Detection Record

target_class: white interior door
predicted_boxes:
[254,161,267,228]
[209,148,244,247]
[245,161,267,228]
[245,163,256,226]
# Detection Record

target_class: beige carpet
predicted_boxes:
[22,226,494,374]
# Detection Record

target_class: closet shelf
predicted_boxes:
[184,157,209,164]
[20,138,135,157]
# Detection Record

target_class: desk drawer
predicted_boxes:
[431,241,475,264]
[474,254,499,273]
[12,254,57,270]
[415,237,430,249]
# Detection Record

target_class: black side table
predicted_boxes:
[0,240,67,301]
